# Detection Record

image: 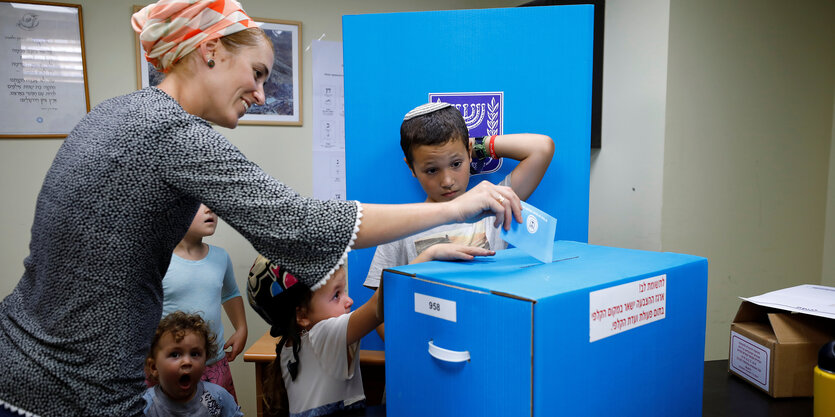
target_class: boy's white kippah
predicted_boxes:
[403,101,452,121]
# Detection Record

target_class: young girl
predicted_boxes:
[144,312,242,417]
[155,204,247,402]
[247,255,382,417]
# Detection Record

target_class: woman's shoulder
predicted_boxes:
[86,88,216,140]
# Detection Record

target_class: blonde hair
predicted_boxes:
[220,27,273,51]
[174,27,273,71]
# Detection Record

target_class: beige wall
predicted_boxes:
[0,1,517,415]
[663,0,835,359]
[823,86,835,287]
[589,0,669,251]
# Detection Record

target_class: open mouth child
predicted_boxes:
[143,312,242,416]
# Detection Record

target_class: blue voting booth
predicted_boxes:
[342,5,708,417]
[344,5,594,350]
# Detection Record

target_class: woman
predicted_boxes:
[0,1,521,416]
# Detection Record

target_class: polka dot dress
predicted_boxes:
[0,87,359,416]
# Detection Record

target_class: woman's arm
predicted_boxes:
[353,181,522,248]
[158,127,521,284]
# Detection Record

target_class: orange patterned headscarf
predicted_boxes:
[131,0,259,73]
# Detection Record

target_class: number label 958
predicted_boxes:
[415,293,457,322]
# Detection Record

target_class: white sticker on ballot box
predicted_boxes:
[589,275,667,342]
[414,293,457,322]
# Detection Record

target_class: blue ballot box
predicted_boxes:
[382,241,708,417]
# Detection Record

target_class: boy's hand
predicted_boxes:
[223,328,248,362]
[449,181,522,230]
[414,243,495,264]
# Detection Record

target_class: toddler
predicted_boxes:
[143,311,242,417]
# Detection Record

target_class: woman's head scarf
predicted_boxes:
[131,0,259,72]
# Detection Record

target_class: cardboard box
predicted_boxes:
[383,241,708,417]
[729,286,835,397]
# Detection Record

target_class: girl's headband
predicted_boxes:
[247,255,300,335]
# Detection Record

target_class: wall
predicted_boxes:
[588,0,669,252]
[663,0,835,359]
[823,88,835,287]
[0,1,517,415]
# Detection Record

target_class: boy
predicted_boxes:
[144,312,242,417]
[364,102,554,330]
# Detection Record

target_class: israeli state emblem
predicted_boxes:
[429,92,503,175]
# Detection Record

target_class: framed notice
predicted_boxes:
[134,8,302,126]
[0,0,90,138]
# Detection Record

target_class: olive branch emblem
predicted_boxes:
[487,97,499,135]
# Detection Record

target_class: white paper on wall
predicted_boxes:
[312,40,345,200]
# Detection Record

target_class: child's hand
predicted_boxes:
[413,243,495,264]
[223,328,248,362]
[448,181,522,229]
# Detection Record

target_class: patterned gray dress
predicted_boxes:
[0,87,359,416]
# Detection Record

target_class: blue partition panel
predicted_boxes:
[343,6,595,349]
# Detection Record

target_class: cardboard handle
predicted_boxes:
[427,340,470,363]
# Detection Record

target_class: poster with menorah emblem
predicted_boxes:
[429,92,504,175]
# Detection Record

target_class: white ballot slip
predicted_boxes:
[500,201,557,263]
[740,284,835,320]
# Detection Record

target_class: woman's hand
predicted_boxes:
[413,243,495,264]
[446,180,522,229]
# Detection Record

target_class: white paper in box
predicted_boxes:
[740,284,835,319]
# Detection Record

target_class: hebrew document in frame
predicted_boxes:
[0,1,90,138]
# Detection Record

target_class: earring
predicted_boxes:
[207,52,215,68]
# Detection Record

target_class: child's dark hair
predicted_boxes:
[261,284,313,416]
[400,105,469,167]
[147,312,218,380]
